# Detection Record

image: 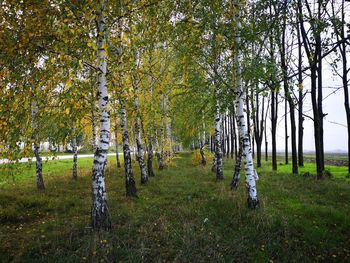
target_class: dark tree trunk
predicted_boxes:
[147,136,155,177]
[339,1,350,175]
[284,98,288,165]
[298,0,324,178]
[280,11,297,174]
[297,12,304,167]
[311,67,323,178]
[230,113,234,158]
[316,36,325,171]
[253,91,264,168]
[72,136,78,180]
[269,2,277,171]
[271,89,278,171]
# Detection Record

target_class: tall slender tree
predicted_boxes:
[91,0,111,230]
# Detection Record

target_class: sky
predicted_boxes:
[272,63,348,153]
[266,1,350,153]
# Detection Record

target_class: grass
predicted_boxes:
[0,152,349,262]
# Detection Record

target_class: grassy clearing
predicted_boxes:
[0,152,349,262]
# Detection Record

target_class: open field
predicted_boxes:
[0,152,349,262]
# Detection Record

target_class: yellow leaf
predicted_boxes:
[66,79,72,88]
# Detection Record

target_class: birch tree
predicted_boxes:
[133,53,148,184]
[232,0,259,208]
[91,0,111,230]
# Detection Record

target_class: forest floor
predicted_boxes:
[0,152,349,262]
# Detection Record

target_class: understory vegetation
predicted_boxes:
[0,153,349,262]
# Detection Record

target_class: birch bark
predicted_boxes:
[214,90,223,180]
[133,60,148,184]
[91,0,111,229]
[31,96,45,190]
[234,5,259,208]
[116,19,137,197]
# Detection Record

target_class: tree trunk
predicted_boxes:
[297,11,304,167]
[226,113,230,158]
[280,13,297,174]
[91,0,111,230]
[221,114,225,157]
[133,65,148,184]
[165,91,172,158]
[147,60,155,177]
[311,65,324,177]
[234,13,259,207]
[200,116,207,166]
[284,98,288,164]
[271,89,277,171]
[72,121,78,180]
[253,87,264,168]
[114,114,121,169]
[230,113,234,158]
[91,96,98,152]
[116,18,137,197]
[246,93,252,157]
[200,144,206,166]
[316,33,325,171]
[31,97,45,190]
[159,95,165,170]
[121,104,137,197]
[231,139,242,190]
[269,2,277,171]
[215,92,224,180]
[339,0,350,175]
[298,0,324,178]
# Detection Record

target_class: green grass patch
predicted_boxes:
[0,152,349,262]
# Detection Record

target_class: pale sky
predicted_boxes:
[273,64,348,153]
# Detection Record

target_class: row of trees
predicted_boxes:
[187,0,349,179]
[1,0,349,229]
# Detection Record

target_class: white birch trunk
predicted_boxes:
[215,90,223,180]
[31,97,45,190]
[165,92,172,157]
[114,114,121,168]
[91,100,98,152]
[202,113,206,146]
[147,66,155,177]
[200,115,206,165]
[133,64,148,184]
[117,18,137,197]
[234,7,259,208]
[159,95,165,170]
[91,0,111,229]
